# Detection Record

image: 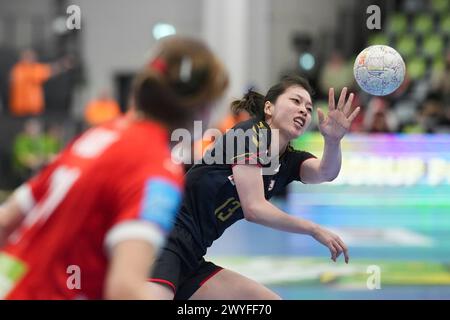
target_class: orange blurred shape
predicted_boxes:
[84,98,122,126]
[10,62,51,116]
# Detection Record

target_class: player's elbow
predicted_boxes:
[243,202,265,223]
[322,173,338,182]
[316,168,340,183]
[243,210,257,222]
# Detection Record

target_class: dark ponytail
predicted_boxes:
[230,89,265,120]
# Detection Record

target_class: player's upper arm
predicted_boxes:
[0,154,63,245]
[104,161,184,256]
[232,164,267,221]
[0,186,32,245]
[103,164,183,299]
[105,178,182,255]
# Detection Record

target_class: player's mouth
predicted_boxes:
[293,117,305,129]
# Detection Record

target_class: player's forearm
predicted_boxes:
[0,201,24,247]
[244,200,318,235]
[0,225,7,247]
[105,240,157,300]
[0,212,16,247]
[318,138,342,181]
[105,278,155,300]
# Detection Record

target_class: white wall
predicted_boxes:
[247,0,271,92]
[202,0,272,123]
[0,0,54,49]
[72,0,203,101]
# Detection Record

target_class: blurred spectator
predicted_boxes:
[43,123,64,162]
[9,49,72,116]
[84,90,122,126]
[12,119,63,183]
[318,50,354,98]
[386,75,422,130]
[413,95,450,133]
[12,119,45,181]
[348,92,365,132]
[363,97,398,133]
[431,50,450,108]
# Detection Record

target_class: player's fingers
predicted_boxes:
[332,241,343,259]
[329,242,337,262]
[337,87,347,110]
[329,88,336,110]
[348,106,361,123]
[317,108,325,125]
[336,238,350,264]
[343,93,354,116]
[344,248,350,264]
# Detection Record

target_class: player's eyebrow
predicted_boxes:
[293,94,312,107]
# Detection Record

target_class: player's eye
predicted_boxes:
[291,98,300,104]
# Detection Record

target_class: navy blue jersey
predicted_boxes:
[175,118,316,254]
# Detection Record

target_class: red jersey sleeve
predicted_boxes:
[104,160,184,253]
[13,157,61,214]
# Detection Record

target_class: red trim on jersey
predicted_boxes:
[231,152,264,168]
[199,267,223,286]
[148,278,176,293]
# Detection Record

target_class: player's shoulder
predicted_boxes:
[69,118,170,164]
[133,157,185,191]
[224,118,271,145]
[107,118,169,154]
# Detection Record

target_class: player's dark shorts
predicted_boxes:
[148,225,223,300]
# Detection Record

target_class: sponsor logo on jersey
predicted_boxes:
[268,179,276,191]
[227,175,235,186]
[141,178,182,232]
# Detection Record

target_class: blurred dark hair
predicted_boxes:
[231,75,313,120]
[132,36,228,129]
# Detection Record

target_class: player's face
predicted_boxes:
[269,86,313,140]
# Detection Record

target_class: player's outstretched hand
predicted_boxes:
[311,225,349,263]
[317,87,361,143]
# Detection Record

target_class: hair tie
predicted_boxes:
[149,58,168,74]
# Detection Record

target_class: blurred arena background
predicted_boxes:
[0,0,449,299]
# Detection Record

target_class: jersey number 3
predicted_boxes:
[215,197,241,222]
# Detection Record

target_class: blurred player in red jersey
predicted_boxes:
[0,36,228,300]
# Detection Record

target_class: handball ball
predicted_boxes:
[353,45,406,96]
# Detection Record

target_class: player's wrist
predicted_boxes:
[306,222,320,236]
[323,136,342,147]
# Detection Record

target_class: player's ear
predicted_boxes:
[264,101,274,117]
